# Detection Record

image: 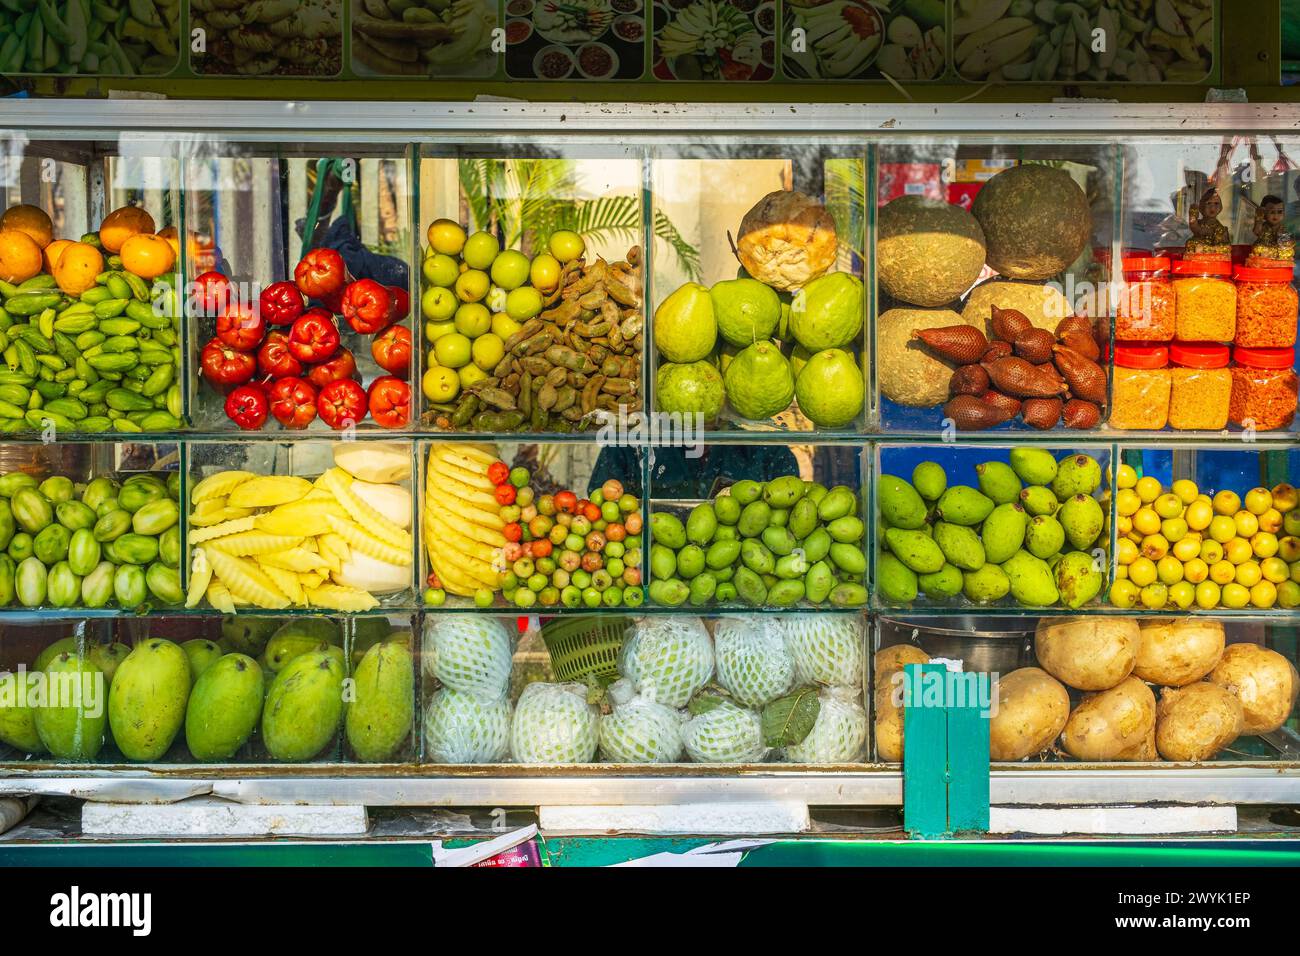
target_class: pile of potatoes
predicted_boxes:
[874,617,1299,764]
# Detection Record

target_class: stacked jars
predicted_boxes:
[1110,258,1177,431]
[1168,343,1233,430]
[1110,344,1171,430]
[1229,265,1298,430]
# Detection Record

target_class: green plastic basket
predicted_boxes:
[541,616,630,686]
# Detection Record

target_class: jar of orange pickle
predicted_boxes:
[1109,345,1171,430]
[1116,257,1175,341]
[1172,258,1236,342]
[1233,265,1298,348]
[1168,343,1232,430]
[1228,346,1298,431]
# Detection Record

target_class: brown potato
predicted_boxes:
[989,667,1070,761]
[874,645,930,685]
[1155,683,1244,762]
[1035,617,1139,691]
[1208,644,1300,735]
[1134,618,1224,687]
[1115,727,1156,761]
[1061,676,1156,761]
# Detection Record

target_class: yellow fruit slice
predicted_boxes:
[191,497,230,522]
[306,584,380,612]
[426,510,505,564]
[227,475,313,509]
[192,470,255,504]
[428,553,483,597]
[189,506,255,528]
[257,548,332,573]
[298,571,328,590]
[430,501,507,545]
[326,515,412,567]
[435,492,506,532]
[185,550,213,608]
[208,531,304,556]
[320,468,413,553]
[261,564,306,606]
[206,579,236,613]
[189,515,257,543]
[428,469,501,511]
[318,532,351,567]
[441,443,498,467]
[428,450,496,491]
[203,547,290,610]
[254,499,349,537]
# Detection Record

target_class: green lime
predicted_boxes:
[454,302,492,337]
[472,332,505,369]
[422,252,459,287]
[463,231,500,270]
[421,284,457,321]
[454,269,489,303]
[434,333,472,369]
[490,250,530,291]
[548,230,585,264]
[422,365,460,402]
[506,286,543,321]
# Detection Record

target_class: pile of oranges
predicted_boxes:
[0,202,178,294]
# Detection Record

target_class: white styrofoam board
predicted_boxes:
[539,802,809,835]
[82,797,368,837]
[989,805,1237,836]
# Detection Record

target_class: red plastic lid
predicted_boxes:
[1170,342,1230,368]
[1234,346,1296,369]
[1172,258,1232,276]
[1233,265,1295,283]
[1122,257,1171,274]
[1115,345,1170,369]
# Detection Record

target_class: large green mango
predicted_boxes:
[34,653,107,761]
[107,638,191,761]
[261,650,344,762]
[185,654,264,762]
[345,642,414,763]
[0,670,45,753]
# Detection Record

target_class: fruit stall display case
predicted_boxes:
[0,101,1295,815]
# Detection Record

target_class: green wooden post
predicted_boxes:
[903,662,948,839]
[947,671,991,833]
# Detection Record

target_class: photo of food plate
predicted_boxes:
[507,0,644,78]
[352,0,499,78]
[782,0,945,81]
[652,0,774,81]
[191,0,343,77]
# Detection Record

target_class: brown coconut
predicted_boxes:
[1155,682,1244,762]
[877,196,986,308]
[877,307,976,407]
[961,278,1074,336]
[970,163,1092,280]
[1061,676,1156,761]
[1035,616,1140,692]
[989,667,1070,761]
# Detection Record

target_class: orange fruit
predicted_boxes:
[0,230,44,284]
[0,205,53,249]
[43,238,72,275]
[98,205,155,253]
[119,233,175,280]
[156,225,181,257]
[52,242,104,296]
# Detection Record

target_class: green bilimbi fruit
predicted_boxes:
[935,485,995,526]
[981,502,1028,564]
[918,563,964,599]
[1019,485,1060,517]
[962,564,1011,604]
[1025,514,1066,559]
[878,552,918,604]
[933,521,986,571]
[911,461,947,502]
[877,476,927,529]
[884,528,945,574]
[1057,551,1104,609]
[1008,447,1058,486]
[1002,550,1060,608]
[1059,494,1104,551]
[1051,454,1103,500]
[975,461,1023,505]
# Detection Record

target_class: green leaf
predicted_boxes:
[761,685,820,748]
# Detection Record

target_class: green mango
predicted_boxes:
[68,527,101,576]
[1056,550,1104,609]
[762,475,805,509]
[935,485,995,526]
[81,561,115,608]
[884,528,945,574]
[688,571,717,606]
[803,482,828,505]
[975,461,1023,505]
[933,521,986,571]
[1059,494,1105,551]
[827,515,865,543]
[910,461,947,502]
[877,476,927,529]
[804,560,835,603]
[55,500,97,532]
[918,563,964,599]
[34,636,78,673]
[761,525,796,556]
[34,653,107,761]
[877,553,918,604]
[38,476,74,503]
[220,616,280,656]
[830,582,869,607]
[676,544,706,579]
[345,642,414,763]
[829,542,868,576]
[33,524,70,565]
[80,476,119,513]
[181,639,224,682]
[733,566,768,605]
[774,551,808,579]
[741,538,775,575]
[351,617,395,663]
[1050,454,1103,500]
[817,485,857,523]
[768,507,789,528]
[1008,447,1058,486]
[650,512,687,549]
[704,538,740,570]
[802,527,831,563]
[185,653,264,762]
[737,500,771,538]
[1025,513,1066,559]
[11,488,53,534]
[0,670,44,753]
[766,579,805,606]
[1002,550,1060,608]
[962,564,1011,604]
[87,643,130,685]
[650,544,678,580]
[648,579,690,606]
[686,503,717,545]
[982,502,1028,564]
[131,498,179,536]
[46,561,80,608]
[713,495,741,525]
[108,639,192,761]
[730,479,762,505]
[788,497,819,540]
[1019,485,1060,517]
[265,634,332,674]
[262,650,345,762]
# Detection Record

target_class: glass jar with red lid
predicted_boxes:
[1116,257,1174,342]
[1172,258,1236,342]
[1228,346,1298,431]
[1168,342,1232,430]
[1233,265,1298,348]
[1109,344,1170,430]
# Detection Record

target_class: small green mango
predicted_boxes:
[962,564,1010,604]
[935,485,995,526]
[981,502,1028,564]
[1056,550,1104,609]
[1059,494,1104,551]
[87,643,130,685]
[918,563,963,599]
[1025,514,1066,559]
[933,521,986,571]
[877,475,927,529]
[911,461,947,502]
[878,552,918,604]
[1002,549,1060,608]
[34,637,78,673]
[181,639,223,682]
[1019,485,1060,517]
[1009,447,1059,486]
[686,503,718,545]
[885,528,944,573]
[976,461,1023,505]
[0,670,44,753]
[1051,454,1103,500]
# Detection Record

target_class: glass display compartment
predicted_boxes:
[874,139,1115,436]
[0,131,184,439]
[183,139,415,435]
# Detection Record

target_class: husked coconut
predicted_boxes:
[970,163,1091,280]
[735,190,838,292]
[1061,676,1156,761]
[877,307,975,408]
[961,279,1074,336]
[1134,618,1224,687]
[877,196,986,307]
[1155,682,1243,762]
[1035,616,1139,691]
[1208,644,1300,735]
[989,667,1070,761]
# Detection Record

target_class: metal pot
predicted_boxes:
[877,616,1036,675]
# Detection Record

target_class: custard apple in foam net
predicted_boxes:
[618,617,714,708]
[682,698,767,763]
[784,615,864,688]
[713,616,795,707]
[784,686,868,763]
[424,688,512,764]
[510,682,599,764]
[423,615,513,698]
[598,680,685,764]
